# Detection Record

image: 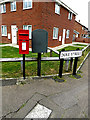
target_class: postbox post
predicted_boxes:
[18,29,29,79]
[23,54,25,79]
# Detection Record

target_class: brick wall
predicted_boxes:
[0,1,76,47]
[74,21,89,43]
[40,2,75,47]
[75,38,90,43]
[1,2,43,45]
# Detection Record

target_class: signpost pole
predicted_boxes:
[73,57,78,75]
[59,58,64,78]
[23,54,25,79]
[37,53,41,76]
[73,48,79,75]
[59,49,65,78]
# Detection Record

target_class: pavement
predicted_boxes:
[0,55,89,119]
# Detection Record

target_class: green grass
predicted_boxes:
[1,46,59,58]
[1,46,59,78]
[69,74,77,79]
[2,61,37,78]
[1,45,90,78]
[0,43,7,45]
[69,74,82,79]
[42,51,59,57]
[77,48,90,69]
[73,44,87,47]
[58,46,84,52]
[77,70,82,73]
[2,46,37,58]
[53,76,66,82]
[1,46,84,58]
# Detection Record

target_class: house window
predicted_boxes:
[55,3,60,15]
[68,12,72,20]
[23,25,32,39]
[66,30,70,38]
[23,0,32,10]
[83,34,86,38]
[11,1,16,11]
[53,27,59,39]
[1,25,7,36]
[0,4,6,13]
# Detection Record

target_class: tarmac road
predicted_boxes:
[0,56,89,119]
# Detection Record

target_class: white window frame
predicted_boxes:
[23,0,32,10]
[11,1,16,12]
[55,3,60,15]
[53,27,59,39]
[82,27,85,30]
[68,12,72,20]
[23,25,32,39]
[66,30,70,38]
[0,4,6,13]
[1,25,7,36]
[76,34,79,38]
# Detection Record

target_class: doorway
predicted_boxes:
[11,25,17,44]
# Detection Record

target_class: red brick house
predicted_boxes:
[73,20,89,43]
[0,0,78,47]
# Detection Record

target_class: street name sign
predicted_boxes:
[60,50,82,59]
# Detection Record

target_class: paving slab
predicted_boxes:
[39,97,65,118]
[25,104,52,119]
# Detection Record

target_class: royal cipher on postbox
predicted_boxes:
[18,29,29,54]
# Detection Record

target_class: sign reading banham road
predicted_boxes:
[60,50,82,59]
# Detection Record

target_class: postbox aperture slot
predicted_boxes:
[19,34,29,36]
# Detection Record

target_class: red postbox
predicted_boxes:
[18,29,29,54]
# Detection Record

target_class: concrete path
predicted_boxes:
[0,56,89,119]
[49,42,89,51]
[0,42,89,52]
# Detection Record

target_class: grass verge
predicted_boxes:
[69,73,82,79]
[73,44,87,47]
[1,45,89,78]
[58,46,84,51]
